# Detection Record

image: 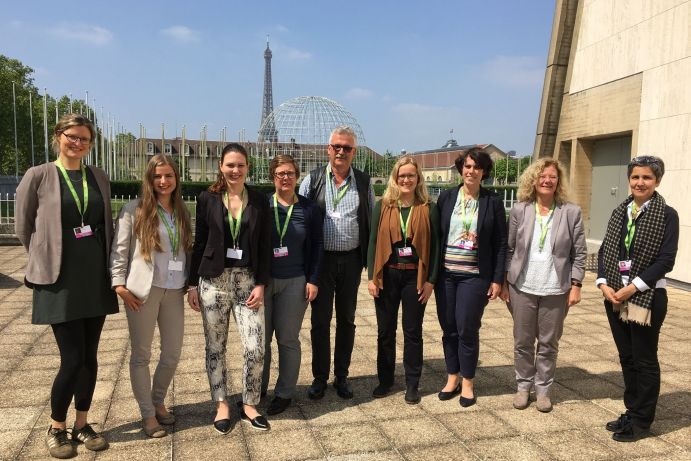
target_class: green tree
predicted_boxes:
[492,155,532,185]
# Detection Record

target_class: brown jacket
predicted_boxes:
[15,162,113,285]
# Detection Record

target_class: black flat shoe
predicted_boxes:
[612,424,650,442]
[404,385,420,405]
[459,395,477,407]
[438,384,461,401]
[372,384,393,398]
[307,380,327,400]
[213,419,231,435]
[267,396,291,416]
[606,413,631,433]
[333,377,353,399]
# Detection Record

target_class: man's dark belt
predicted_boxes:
[387,262,417,270]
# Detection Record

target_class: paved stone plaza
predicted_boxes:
[0,245,689,460]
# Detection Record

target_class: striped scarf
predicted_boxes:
[600,192,666,326]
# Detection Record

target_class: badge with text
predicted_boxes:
[530,251,549,262]
[273,246,289,258]
[618,260,632,272]
[73,225,93,239]
[458,239,475,250]
[327,210,341,219]
[398,246,413,257]
[226,248,243,259]
[168,260,184,271]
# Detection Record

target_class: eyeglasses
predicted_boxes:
[397,174,417,181]
[62,132,91,144]
[274,171,297,179]
[329,144,354,153]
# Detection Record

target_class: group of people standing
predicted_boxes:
[15,113,678,458]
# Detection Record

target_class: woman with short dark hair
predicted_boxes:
[597,155,678,442]
[435,147,507,407]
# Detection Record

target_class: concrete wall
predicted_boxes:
[538,0,691,282]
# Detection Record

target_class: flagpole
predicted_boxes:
[29,91,35,166]
[12,82,19,178]
[43,88,49,163]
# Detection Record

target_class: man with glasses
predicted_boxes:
[299,126,374,399]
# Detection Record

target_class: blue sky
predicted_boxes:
[2,0,555,156]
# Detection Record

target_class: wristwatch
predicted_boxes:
[571,280,582,287]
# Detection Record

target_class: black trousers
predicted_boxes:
[50,315,106,422]
[375,267,427,388]
[436,270,490,379]
[605,288,667,429]
[311,249,362,382]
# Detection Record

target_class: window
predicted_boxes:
[146,142,154,155]
[182,143,190,156]
[164,143,172,154]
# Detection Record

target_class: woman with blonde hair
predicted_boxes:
[16,113,117,458]
[367,156,440,404]
[110,154,193,437]
[500,158,586,412]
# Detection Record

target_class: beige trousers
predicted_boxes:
[126,286,185,418]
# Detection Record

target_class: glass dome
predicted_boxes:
[255,96,371,182]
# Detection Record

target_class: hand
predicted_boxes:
[367,280,379,298]
[567,285,581,307]
[499,282,510,303]
[418,281,434,304]
[305,283,318,302]
[187,287,201,312]
[613,283,637,303]
[246,285,265,310]
[487,282,501,300]
[115,285,143,311]
[599,284,619,305]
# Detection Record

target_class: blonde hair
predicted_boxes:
[381,156,429,206]
[51,113,96,155]
[517,158,570,204]
[134,155,193,262]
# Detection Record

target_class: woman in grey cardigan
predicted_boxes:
[500,158,586,413]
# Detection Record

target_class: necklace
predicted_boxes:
[66,170,84,183]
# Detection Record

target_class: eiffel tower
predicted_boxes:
[259,36,278,143]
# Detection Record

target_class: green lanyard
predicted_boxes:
[273,194,295,247]
[535,202,555,252]
[224,189,245,248]
[55,159,88,227]
[327,169,350,211]
[157,205,179,259]
[624,203,640,253]
[459,189,477,234]
[398,201,413,241]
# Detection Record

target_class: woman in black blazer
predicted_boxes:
[188,143,272,433]
[435,147,507,407]
[597,155,678,442]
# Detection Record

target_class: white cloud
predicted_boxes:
[482,55,544,87]
[283,47,312,61]
[49,22,113,46]
[345,88,373,100]
[161,25,200,43]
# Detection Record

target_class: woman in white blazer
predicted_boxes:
[110,154,192,437]
[500,158,586,413]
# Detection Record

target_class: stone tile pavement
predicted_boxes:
[0,245,689,460]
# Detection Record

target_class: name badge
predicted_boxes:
[398,247,413,257]
[273,246,289,258]
[618,260,632,272]
[168,260,184,271]
[73,225,93,239]
[458,240,475,250]
[328,210,342,219]
[226,248,243,260]
[530,250,549,262]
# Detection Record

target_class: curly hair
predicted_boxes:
[517,158,570,204]
[381,156,429,206]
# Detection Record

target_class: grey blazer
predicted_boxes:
[505,201,587,292]
[109,199,191,301]
[15,162,113,285]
